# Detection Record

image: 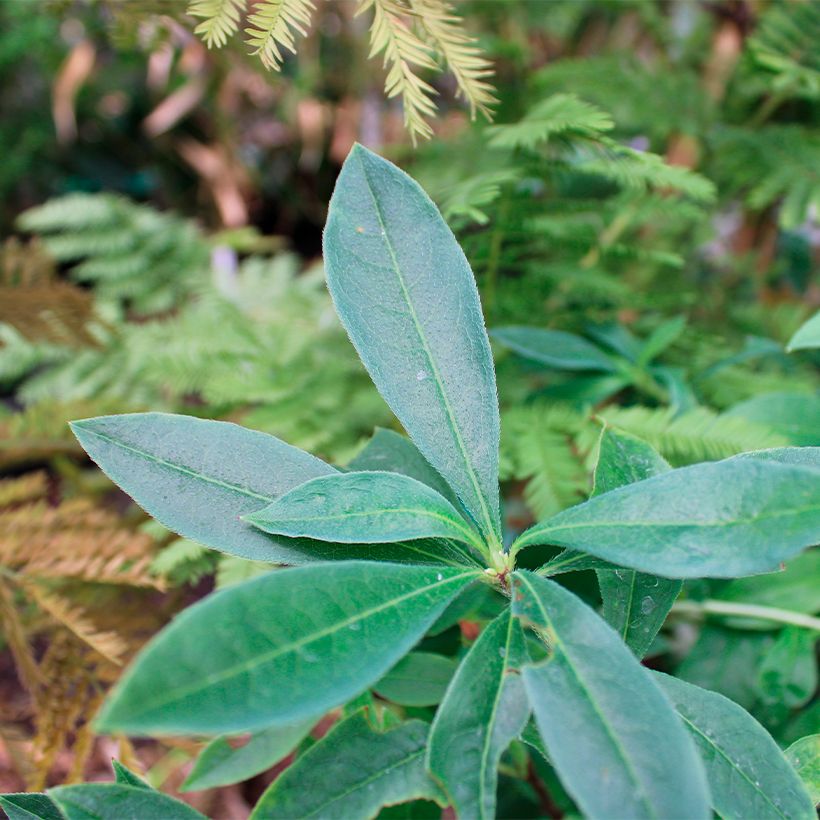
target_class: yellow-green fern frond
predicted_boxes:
[359,0,439,143]
[245,0,315,71]
[188,0,246,49]
[409,0,496,119]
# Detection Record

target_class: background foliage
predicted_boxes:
[1,0,817,816]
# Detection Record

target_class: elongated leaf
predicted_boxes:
[70,413,335,563]
[653,672,815,820]
[757,627,818,710]
[324,145,501,544]
[373,652,457,707]
[787,311,820,352]
[111,761,150,789]
[0,794,63,820]
[730,446,820,469]
[592,428,681,658]
[182,719,314,791]
[427,609,530,820]
[95,562,478,735]
[636,316,686,366]
[512,571,710,820]
[245,471,483,552]
[536,549,616,576]
[727,392,820,446]
[251,712,445,820]
[717,549,820,627]
[348,428,460,509]
[785,735,820,804]
[514,459,820,578]
[491,326,618,372]
[48,784,204,820]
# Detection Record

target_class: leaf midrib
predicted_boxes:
[74,425,276,503]
[115,570,478,720]
[521,502,820,547]
[677,711,787,819]
[356,152,498,544]
[517,573,658,819]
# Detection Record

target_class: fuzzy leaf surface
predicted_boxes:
[348,428,460,508]
[70,413,335,563]
[592,428,681,657]
[427,609,530,820]
[95,562,478,736]
[515,459,820,578]
[251,711,445,819]
[785,735,820,804]
[324,145,501,544]
[0,794,64,820]
[48,784,204,820]
[654,672,815,820]
[512,571,710,820]
[245,471,482,551]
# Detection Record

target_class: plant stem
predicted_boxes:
[671,599,820,632]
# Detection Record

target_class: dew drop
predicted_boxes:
[348,622,361,631]
[499,647,507,658]
[640,596,657,615]
[416,370,428,381]
[436,573,443,581]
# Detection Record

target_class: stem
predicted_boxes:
[672,599,820,632]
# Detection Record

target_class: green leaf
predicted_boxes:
[757,627,818,710]
[250,712,446,820]
[95,562,479,736]
[511,571,710,820]
[787,311,820,351]
[47,784,204,820]
[718,550,820,627]
[182,719,314,791]
[727,392,820,447]
[373,652,457,707]
[785,735,820,804]
[245,471,484,554]
[427,609,530,820]
[324,145,501,545]
[592,427,681,658]
[514,459,820,578]
[653,672,816,820]
[348,428,460,509]
[636,316,686,366]
[730,446,820,469]
[111,761,151,789]
[491,326,618,372]
[70,413,335,563]
[536,549,617,576]
[0,794,64,820]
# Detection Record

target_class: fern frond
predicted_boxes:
[409,0,496,119]
[21,582,127,664]
[440,168,519,224]
[188,0,246,48]
[245,0,314,71]
[501,405,588,518]
[359,0,439,143]
[488,93,614,150]
[597,405,788,464]
[0,576,42,692]
[748,1,820,99]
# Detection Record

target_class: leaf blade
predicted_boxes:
[245,471,483,551]
[592,427,681,658]
[95,562,479,736]
[653,672,815,820]
[48,784,205,820]
[250,712,445,820]
[515,459,820,578]
[70,413,335,563]
[512,571,710,820]
[492,326,618,372]
[427,609,530,820]
[324,145,501,544]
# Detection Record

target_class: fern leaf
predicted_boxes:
[21,582,128,665]
[488,93,614,150]
[358,0,439,143]
[245,0,314,71]
[409,0,496,119]
[188,0,246,48]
